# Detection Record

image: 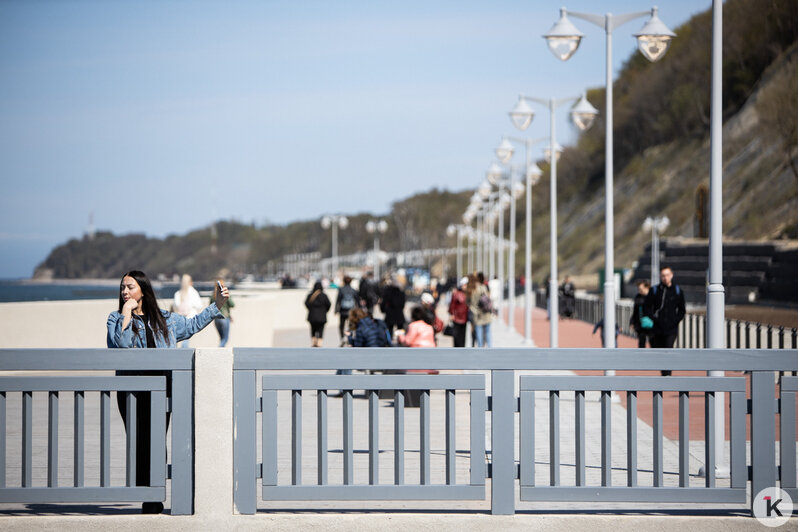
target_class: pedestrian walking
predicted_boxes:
[172,274,203,347]
[212,285,235,347]
[447,277,470,347]
[629,280,652,348]
[380,276,407,335]
[420,292,444,337]
[592,319,620,347]
[305,281,331,347]
[468,272,494,348]
[560,275,575,318]
[359,271,379,314]
[335,275,358,339]
[107,270,228,514]
[644,266,686,376]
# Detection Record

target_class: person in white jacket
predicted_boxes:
[173,274,203,346]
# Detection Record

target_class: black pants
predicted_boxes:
[338,311,349,339]
[116,389,170,487]
[452,322,467,347]
[636,330,651,348]
[310,321,325,339]
[651,331,678,376]
[385,317,405,336]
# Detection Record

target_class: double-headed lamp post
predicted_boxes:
[447,223,468,280]
[642,216,670,286]
[486,163,511,321]
[477,181,499,281]
[321,214,348,282]
[496,137,545,345]
[463,201,480,273]
[544,6,675,350]
[486,161,527,329]
[506,179,525,331]
[464,194,482,271]
[509,93,598,347]
[365,219,388,280]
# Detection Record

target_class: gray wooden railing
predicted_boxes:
[1,347,796,517]
[232,347,798,516]
[550,291,798,350]
[0,349,194,514]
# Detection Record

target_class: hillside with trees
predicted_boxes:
[35,0,798,283]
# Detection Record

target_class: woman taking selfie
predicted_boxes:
[106,270,228,513]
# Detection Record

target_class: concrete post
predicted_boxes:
[194,348,234,517]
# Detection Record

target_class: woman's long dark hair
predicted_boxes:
[118,270,169,344]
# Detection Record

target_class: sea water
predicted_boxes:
[0,280,217,303]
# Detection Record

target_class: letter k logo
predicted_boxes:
[755,488,792,526]
[764,495,783,517]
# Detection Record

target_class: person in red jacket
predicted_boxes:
[448,276,470,347]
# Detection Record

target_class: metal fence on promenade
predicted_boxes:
[1,347,796,518]
[539,291,798,350]
[0,348,194,514]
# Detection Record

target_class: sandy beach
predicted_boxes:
[0,288,316,349]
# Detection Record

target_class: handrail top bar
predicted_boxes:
[234,347,798,371]
[262,374,484,391]
[520,375,746,393]
[0,375,166,392]
[0,348,194,371]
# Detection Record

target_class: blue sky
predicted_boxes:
[0,0,708,278]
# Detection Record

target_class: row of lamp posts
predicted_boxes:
[452,6,676,351]
[321,215,388,282]
[317,2,724,479]
[456,3,726,478]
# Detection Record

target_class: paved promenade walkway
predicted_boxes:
[0,290,777,530]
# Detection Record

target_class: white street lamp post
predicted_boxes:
[467,228,475,274]
[705,0,728,479]
[486,198,495,281]
[642,216,670,286]
[545,6,675,351]
[476,211,483,272]
[478,183,499,281]
[508,178,525,332]
[321,214,349,283]
[366,219,388,280]
[495,196,508,322]
[447,224,465,280]
[463,205,478,277]
[496,135,546,344]
[487,163,508,320]
[509,93,598,347]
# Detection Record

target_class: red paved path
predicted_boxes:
[502,305,790,442]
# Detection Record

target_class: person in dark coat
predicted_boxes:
[358,271,380,315]
[559,275,575,318]
[629,280,652,348]
[643,266,686,376]
[380,277,406,335]
[347,307,388,348]
[305,281,331,347]
[335,275,358,339]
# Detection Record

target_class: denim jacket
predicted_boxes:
[106,303,221,348]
